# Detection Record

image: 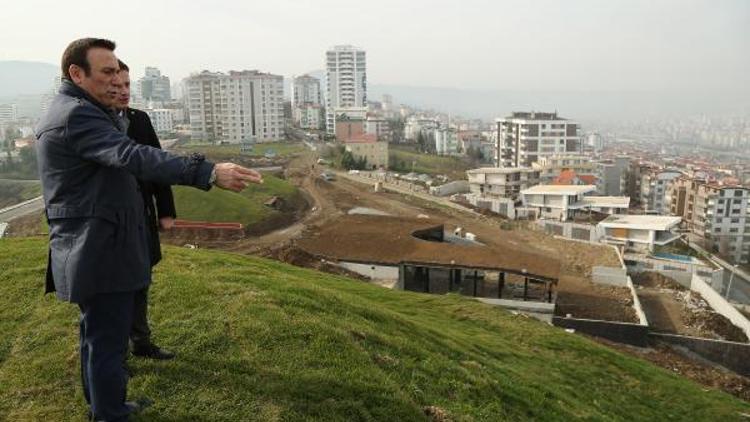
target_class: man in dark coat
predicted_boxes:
[114,60,176,361]
[35,38,262,421]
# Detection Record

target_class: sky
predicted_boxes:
[2,0,749,96]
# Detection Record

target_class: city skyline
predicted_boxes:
[1,0,748,98]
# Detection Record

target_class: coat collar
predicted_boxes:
[60,79,120,127]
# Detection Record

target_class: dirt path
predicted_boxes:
[637,290,684,332]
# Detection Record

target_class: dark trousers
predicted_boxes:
[79,291,135,421]
[129,286,152,350]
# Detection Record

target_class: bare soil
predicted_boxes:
[634,272,748,342]
[594,337,750,402]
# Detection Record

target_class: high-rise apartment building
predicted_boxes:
[495,112,580,167]
[137,67,172,102]
[325,45,367,135]
[668,177,750,263]
[0,104,18,123]
[292,75,324,130]
[185,70,284,143]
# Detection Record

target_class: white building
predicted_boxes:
[598,215,682,253]
[434,128,459,155]
[467,167,540,200]
[137,67,171,102]
[325,45,367,135]
[144,108,174,133]
[521,185,629,221]
[496,111,580,167]
[0,104,18,123]
[405,117,439,142]
[184,70,284,143]
[294,104,324,130]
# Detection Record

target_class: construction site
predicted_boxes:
[4,147,749,401]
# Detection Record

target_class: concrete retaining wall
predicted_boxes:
[592,266,629,287]
[552,316,649,347]
[476,298,555,314]
[430,181,469,197]
[339,262,399,282]
[690,274,750,340]
[623,254,723,290]
[650,333,750,376]
[627,276,649,326]
[540,220,601,243]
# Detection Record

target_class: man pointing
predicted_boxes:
[35,37,262,421]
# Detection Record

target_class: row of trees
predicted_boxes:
[1,126,38,179]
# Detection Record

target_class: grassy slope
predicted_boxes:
[389,146,473,180]
[0,179,41,208]
[1,239,749,421]
[172,173,299,225]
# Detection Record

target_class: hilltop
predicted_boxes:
[0,237,748,421]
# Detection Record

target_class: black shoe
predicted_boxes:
[132,344,175,360]
[87,398,152,421]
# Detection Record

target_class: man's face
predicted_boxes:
[68,47,119,107]
[115,69,130,110]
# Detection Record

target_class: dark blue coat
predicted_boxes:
[35,80,214,303]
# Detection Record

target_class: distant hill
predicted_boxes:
[1,238,748,420]
[0,61,58,99]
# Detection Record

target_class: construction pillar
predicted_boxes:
[498,272,505,299]
[473,270,478,297]
[523,277,528,301]
[425,267,430,293]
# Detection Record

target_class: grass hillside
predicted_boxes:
[1,238,749,421]
[0,179,41,208]
[172,173,302,225]
[389,146,473,180]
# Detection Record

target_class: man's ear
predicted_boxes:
[69,64,84,84]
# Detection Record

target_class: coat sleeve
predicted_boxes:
[66,104,214,190]
[139,112,177,218]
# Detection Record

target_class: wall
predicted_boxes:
[430,181,469,197]
[690,273,750,339]
[339,262,399,282]
[553,316,649,347]
[623,254,723,290]
[650,333,750,376]
[592,266,628,287]
[541,220,601,243]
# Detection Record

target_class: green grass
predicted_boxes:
[176,142,306,161]
[0,178,41,208]
[172,173,300,225]
[1,238,748,421]
[389,146,473,180]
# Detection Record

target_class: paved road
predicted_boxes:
[0,196,44,223]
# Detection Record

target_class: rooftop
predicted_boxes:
[467,167,538,175]
[599,215,682,231]
[521,185,596,196]
[580,196,631,208]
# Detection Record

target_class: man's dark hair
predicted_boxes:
[118,59,129,72]
[61,38,116,80]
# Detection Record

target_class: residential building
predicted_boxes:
[596,157,629,196]
[0,104,18,123]
[365,116,393,142]
[344,136,388,169]
[405,117,439,142]
[184,70,284,143]
[335,114,365,142]
[551,169,597,186]
[639,169,682,214]
[292,74,321,106]
[325,45,367,134]
[521,185,629,221]
[144,108,174,133]
[294,104,324,130]
[598,215,682,253]
[137,67,171,102]
[434,127,459,155]
[532,154,597,183]
[667,178,750,263]
[467,167,540,200]
[495,111,580,167]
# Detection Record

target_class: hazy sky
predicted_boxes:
[2,0,748,94]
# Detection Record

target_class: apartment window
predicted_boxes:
[732,218,740,223]
[714,228,721,233]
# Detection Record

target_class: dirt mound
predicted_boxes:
[681,291,749,343]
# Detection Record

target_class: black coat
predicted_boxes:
[35,80,214,304]
[126,108,176,267]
